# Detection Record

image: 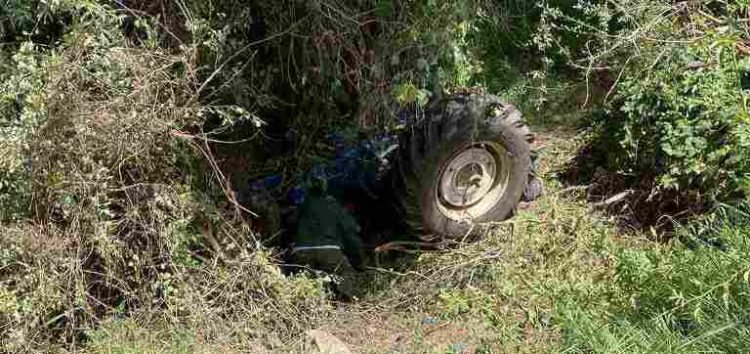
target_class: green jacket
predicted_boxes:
[293,195,363,264]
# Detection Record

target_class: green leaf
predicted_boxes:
[375,0,392,18]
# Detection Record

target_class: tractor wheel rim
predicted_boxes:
[436,142,511,221]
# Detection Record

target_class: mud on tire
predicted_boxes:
[396,94,534,240]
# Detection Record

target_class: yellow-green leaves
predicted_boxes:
[392,82,430,107]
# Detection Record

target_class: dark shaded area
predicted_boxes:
[117,0,190,47]
[0,0,72,46]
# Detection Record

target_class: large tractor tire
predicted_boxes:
[397,94,534,240]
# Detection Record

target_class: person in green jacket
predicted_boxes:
[290,178,364,297]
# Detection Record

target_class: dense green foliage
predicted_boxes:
[598,5,750,203]
[0,1,328,351]
[554,2,750,205]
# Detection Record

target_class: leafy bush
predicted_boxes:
[0,41,47,220]
[550,2,750,206]
[598,31,750,203]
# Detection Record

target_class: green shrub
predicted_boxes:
[461,0,615,119]
[599,35,750,202]
[543,2,750,205]
[0,42,48,220]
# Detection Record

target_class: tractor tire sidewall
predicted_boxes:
[402,95,532,239]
